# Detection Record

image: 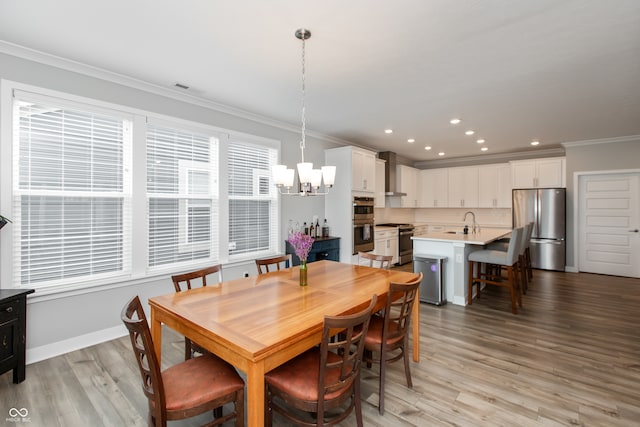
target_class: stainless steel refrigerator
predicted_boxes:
[512,188,566,271]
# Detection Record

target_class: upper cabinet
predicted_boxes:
[419,168,448,208]
[375,159,386,208]
[351,148,376,192]
[478,164,512,208]
[511,157,566,188]
[447,166,478,208]
[388,165,419,208]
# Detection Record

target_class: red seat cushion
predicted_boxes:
[264,348,352,402]
[162,354,244,412]
[364,314,403,348]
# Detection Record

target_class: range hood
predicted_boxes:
[378,151,407,197]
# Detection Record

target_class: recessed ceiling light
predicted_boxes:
[424,146,432,150]
[438,152,445,156]
[476,139,485,144]
[407,138,415,143]
[531,140,540,146]
[384,129,393,134]
[465,130,475,135]
[450,118,461,124]
[481,147,488,151]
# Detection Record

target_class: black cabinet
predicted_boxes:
[286,237,340,266]
[0,289,34,383]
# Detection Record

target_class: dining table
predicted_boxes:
[148,260,420,427]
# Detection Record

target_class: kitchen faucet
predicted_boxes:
[463,211,477,234]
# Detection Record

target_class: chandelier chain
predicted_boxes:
[300,32,307,161]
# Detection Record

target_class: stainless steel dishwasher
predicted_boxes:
[413,254,447,305]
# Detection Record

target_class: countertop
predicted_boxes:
[412,228,510,245]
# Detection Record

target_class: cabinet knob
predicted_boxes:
[4,306,12,313]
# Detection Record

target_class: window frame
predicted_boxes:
[0,80,282,297]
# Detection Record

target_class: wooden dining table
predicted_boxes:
[149,260,420,427]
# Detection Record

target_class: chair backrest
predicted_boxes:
[519,222,533,255]
[524,221,534,249]
[171,264,223,292]
[318,294,377,416]
[358,252,393,270]
[121,296,166,424]
[255,254,292,275]
[505,227,524,265]
[382,273,423,346]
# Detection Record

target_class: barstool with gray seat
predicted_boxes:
[468,227,524,314]
[488,222,533,293]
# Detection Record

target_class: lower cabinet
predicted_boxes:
[0,289,35,384]
[373,228,398,265]
[286,237,341,266]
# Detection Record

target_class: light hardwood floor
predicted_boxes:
[1,270,639,426]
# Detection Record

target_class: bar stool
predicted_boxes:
[468,227,524,314]
[488,222,534,293]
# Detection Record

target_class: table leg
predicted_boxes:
[246,360,266,427]
[412,287,420,362]
[150,309,162,365]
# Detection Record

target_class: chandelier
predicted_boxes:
[272,28,336,196]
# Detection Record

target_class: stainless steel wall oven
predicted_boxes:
[353,197,375,254]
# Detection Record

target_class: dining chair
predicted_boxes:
[171,264,223,359]
[358,251,393,269]
[255,254,292,274]
[468,227,524,314]
[362,272,423,415]
[121,296,244,427]
[264,295,378,427]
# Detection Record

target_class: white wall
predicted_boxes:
[0,50,347,363]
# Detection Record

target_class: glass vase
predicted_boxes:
[299,260,308,286]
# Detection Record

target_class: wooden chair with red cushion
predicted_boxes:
[171,264,223,359]
[363,272,422,415]
[121,295,244,427]
[255,254,292,274]
[264,295,378,427]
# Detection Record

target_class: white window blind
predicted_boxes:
[13,94,132,288]
[227,141,278,257]
[147,124,219,267]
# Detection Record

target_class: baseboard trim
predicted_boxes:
[26,325,127,365]
[564,265,578,273]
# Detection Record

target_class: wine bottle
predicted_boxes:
[310,222,315,238]
[315,219,321,238]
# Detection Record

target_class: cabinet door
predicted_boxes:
[478,164,511,208]
[448,167,478,208]
[388,236,398,264]
[420,169,448,208]
[398,165,418,207]
[511,160,537,188]
[536,158,564,188]
[352,150,376,192]
[375,159,386,207]
[496,164,512,207]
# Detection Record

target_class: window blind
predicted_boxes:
[227,141,278,256]
[13,96,132,288]
[146,124,219,267]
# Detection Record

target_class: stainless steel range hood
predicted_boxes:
[378,151,407,197]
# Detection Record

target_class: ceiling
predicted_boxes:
[1,0,639,162]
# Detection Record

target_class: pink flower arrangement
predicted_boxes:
[288,231,314,261]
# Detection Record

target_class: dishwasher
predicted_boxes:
[413,254,447,305]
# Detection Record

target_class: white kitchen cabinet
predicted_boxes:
[375,159,386,208]
[398,165,419,207]
[373,228,398,264]
[478,163,512,208]
[511,157,565,188]
[419,168,448,208]
[352,148,376,192]
[448,166,478,208]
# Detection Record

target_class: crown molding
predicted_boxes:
[561,134,640,148]
[414,146,565,169]
[0,40,352,148]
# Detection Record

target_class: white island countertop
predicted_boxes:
[412,227,510,245]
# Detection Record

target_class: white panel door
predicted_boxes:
[578,173,640,277]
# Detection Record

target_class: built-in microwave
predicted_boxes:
[353,196,374,221]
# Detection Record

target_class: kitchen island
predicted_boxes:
[412,228,511,305]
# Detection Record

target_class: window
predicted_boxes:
[12,91,132,289]
[146,124,219,268]
[3,83,281,292]
[227,141,278,257]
